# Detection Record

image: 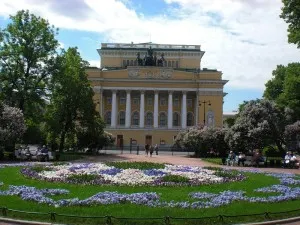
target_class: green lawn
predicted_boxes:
[0,165,300,225]
[202,158,223,165]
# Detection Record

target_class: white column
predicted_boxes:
[111,90,117,128]
[168,91,173,129]
[125,90,131,128]
[139,90,145,128]
[181,91,187,129]
[195,91,199,126]
[154,90,159,128]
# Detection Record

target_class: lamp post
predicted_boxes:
[199,100,211,125]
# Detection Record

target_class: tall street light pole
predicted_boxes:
[199,100,211,125]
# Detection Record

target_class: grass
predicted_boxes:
[0,163,300,225]
[202,158,223,165]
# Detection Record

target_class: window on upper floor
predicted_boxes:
[173,97,179,107]
[187,99,192,107]
[119,111,125,125]
[133,98,140,105]
[187,112,194,126]
[147,97,153,106]
[105,111,111,125]
[107,97,112,105]
[145,112,153,126]
[173,112,180,126]
[160,97,167,106]
[132,111,139,125]
[159,112,167,126]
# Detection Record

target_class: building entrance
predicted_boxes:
[117,135,123,149]
[145,135,152,145]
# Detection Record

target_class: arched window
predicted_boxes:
[145,112,153,126]
[187,112,194,126]
[159,112,167,126]
[119,111,125,125]
[173,112,180,126]
[105,111,111,125]
[132,111,139,126]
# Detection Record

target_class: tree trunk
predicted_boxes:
[59,130,66,153]
[275,139,285,154]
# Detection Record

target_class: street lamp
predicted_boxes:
[199,100,211,125]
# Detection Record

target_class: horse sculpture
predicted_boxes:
[157,53,165,67]
[136,47,164,67]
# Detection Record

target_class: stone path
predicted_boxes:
[76,153,300,175]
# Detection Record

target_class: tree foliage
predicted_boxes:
[174,126,228,157]
[281,0,300,48]
[45,47,104,152]
[225,99,287,153]
[0,101,26,148]
[284,120,300,151]
[264,63,300,120]
[0,10,58,122]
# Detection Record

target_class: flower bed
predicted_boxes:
[21,163,245,186]
[0,172,299,208]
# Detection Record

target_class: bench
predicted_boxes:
[244,156,266,166]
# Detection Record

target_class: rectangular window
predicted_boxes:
[173,97,179,107]
[147,97,153,105]
[107,97,112,105]
[160,97,167,106]
[133,98,140,105]
[120,97,126,105]
[187,99,192,107]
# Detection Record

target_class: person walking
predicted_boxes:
[144,144,149,156]
[149,145,154,157]
[155,144,159,155]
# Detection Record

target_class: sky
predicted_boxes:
[0,0,300,112]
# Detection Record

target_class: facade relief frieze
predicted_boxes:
[128,67,173,79]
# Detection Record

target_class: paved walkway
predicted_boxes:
[76,153,300,175]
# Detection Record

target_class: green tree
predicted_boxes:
[225,99,287,153]
[45,47,101,152]
[0,10,58,122]
[264,63,300,120]
[281,0,300,48]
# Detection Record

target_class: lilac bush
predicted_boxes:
[0,103,26,146]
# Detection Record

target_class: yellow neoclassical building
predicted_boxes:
[86,42,228,148]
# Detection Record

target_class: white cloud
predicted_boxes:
[88,60,101,68]
[0,0,299,90]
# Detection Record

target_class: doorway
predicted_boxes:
[145,135,152,145]
[117,135,123,149]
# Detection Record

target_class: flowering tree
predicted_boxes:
[284,121,300,151]
[174,126,228,157]
[225,99,286,153]
[0,102,26,149]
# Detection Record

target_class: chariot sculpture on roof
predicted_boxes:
[136,46,165,67]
